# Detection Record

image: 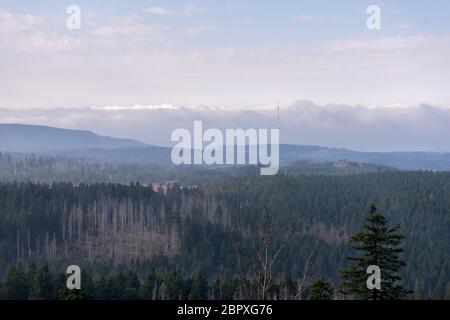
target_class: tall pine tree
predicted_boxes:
[306,279,334,300]
[340,204,411,300]
[31,264,54,300]
[188,272,208,300]
[1,264,29,299]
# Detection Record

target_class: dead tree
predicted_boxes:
[236,203,250,300]
[232,182,251,300]
[252,205,289,300]
[294,240,318,300]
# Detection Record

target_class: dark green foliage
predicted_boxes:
[0,169,449,299]
[306,279,334,300]
[340,204,411,300]
[432,281,447,300]
[446,283,450,300]
[285,160,394,176]
[414,279,426,300]
[142,269,159,300]
[31,265,54,300]
[188,272,208,300]
[0,264,29,299]
[59,289,90,300]
[165,271,186,300]
[93,272,141,300]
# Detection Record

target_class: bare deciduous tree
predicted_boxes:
[294,240,318,300]
[236,201,250,300]
[253,205,289,300]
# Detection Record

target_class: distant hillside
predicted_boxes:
[49,146,172,165]
[49,145,450,171]
[280,145,450,171]
[0,152,396,186]
[0,124,147,152]
[2,124,450,171]
[284,160,396,175]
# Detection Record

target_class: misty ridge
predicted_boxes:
[0,123,146,152]
[2,100,450,152]
[1,122,450,172]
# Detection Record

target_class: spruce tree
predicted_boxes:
[432,281,446,300]
[340,204,411,300]
[414,278,426,300]
[1,264,30,299]
[142,270,158,300]
[188,272,208,300]
[31,264,54,300]
[446,283,450,300]
[165,271,185,300]
[306,279,334,300]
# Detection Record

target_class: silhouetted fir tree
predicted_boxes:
[122,271,141,300]
[27,262,37,286]
[105,272,139,300]
[340,204,411,300]
[31,264,54,300]
[1,264,29,299]
[165,271,185,300]
[80,272,96,298]
[446,283,450,300]
[414,279,426,300]
[306,279,334,300]
[55,272,68,300]
[188,272,208,300]
[142,270,158,300]
[94,275,114,299]
[432,281,446,300]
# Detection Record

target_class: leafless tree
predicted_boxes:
[252,205,289,300]
[294,240,318,300]
[236,202,250,300]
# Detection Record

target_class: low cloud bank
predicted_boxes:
[1,100,450,152]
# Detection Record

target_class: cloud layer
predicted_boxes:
[2,101,450,152]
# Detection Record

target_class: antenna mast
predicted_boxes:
[277,100,280,130]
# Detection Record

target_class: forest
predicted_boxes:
[0,161,449,299]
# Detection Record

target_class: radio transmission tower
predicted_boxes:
[277,100,280,130]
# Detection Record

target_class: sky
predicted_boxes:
[1,1,450,151]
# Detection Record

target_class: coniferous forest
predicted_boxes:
[1,154,449,300]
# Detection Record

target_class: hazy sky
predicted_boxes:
[1,0,450,108]
[1,1,450,151]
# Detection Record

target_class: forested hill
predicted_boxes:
[0,152,394,184]
[0,124,146,152]
[0,171,449,296]
[2,123,450,170]
[285,160,395,175]
[46,144,450,171]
